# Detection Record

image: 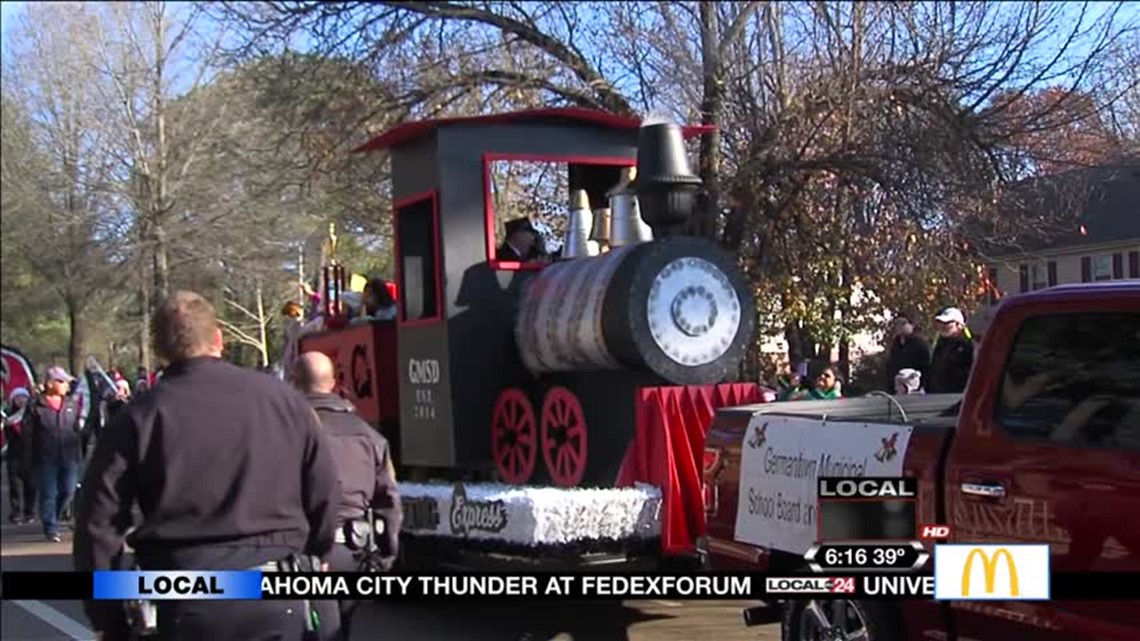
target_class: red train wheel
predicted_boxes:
[491,388,537,485]
[540,387,588,487]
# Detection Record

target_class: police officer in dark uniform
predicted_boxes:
[294,350,401,641]
[74,291,341,641]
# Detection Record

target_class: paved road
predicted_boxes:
[1,468,780,641]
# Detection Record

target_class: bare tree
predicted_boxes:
[696,2,1137,369]
[1,5,124,373]
[217,278,274,367]
[1096,35,1140,146]
[82,2,230,368]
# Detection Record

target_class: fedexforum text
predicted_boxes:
[261,575,752,597]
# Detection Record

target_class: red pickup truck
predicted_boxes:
[700,281,1140,641]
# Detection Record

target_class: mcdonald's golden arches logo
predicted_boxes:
[961,547,1018,597]
[934,544,1051,600]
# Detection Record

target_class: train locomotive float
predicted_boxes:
[299,107,763,569]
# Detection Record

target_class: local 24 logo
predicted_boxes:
[764,577,855,595]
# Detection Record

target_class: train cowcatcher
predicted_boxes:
[298,107,762,570]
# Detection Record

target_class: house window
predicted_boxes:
[1092,255,1113,281]
[1030,263,1048,290]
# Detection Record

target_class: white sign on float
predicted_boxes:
[732,414,913,554]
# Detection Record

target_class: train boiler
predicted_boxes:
[300,107,763,567]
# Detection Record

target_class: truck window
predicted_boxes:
[995,312,1140,450]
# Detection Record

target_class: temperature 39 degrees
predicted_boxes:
[806,542,926,572]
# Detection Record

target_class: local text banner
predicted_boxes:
[92,571,263,600]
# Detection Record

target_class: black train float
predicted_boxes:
[300,109,760,558]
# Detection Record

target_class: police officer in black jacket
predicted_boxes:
[295,350,402,641]
[74,291,341,641]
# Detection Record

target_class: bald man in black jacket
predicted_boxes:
[296,350,402,641]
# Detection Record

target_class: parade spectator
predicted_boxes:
[773,363,799,394]
[281,300,324,383]
[894,368,925,395]
[351,277,398,324]
[80,366,104,462]
[134,366,150,394]
[301,278,323,320]
[296,351,402,641]
[776,371,807,401]
[884,314,930,392]
[23,366,83,542]
[808,366,844,400]
[786,366,843,401]
[928,307,975,393]
[4,387,37,524]
[75,290,340,640]
[104,379,130,425]
[366,277,397,320]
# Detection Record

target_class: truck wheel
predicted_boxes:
[782,599,901,641]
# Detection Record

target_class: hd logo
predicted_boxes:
[933,544,1051,600]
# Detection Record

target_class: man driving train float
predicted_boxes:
[294,108,763,569]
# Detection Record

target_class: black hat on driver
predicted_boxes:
[504,217,537,237]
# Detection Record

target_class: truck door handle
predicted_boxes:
[961,482,1006,498]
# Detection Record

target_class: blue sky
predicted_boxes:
[0,1,24,33]
[2,1,1135,99]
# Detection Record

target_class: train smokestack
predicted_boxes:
[632,119,702,238]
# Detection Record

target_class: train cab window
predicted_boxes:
[995,312,1140,450]
[484,155,631,270]
[394,192,441,323]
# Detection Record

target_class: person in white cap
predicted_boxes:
[928,307,975,393]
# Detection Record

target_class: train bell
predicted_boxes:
[608,167,653,247]
[562,189,599,258]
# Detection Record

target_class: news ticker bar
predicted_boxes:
[2,571,1139,601]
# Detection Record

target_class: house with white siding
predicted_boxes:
[985,158,1140,303]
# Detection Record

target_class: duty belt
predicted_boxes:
[253,557,321,634]
[254,553,322,573]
